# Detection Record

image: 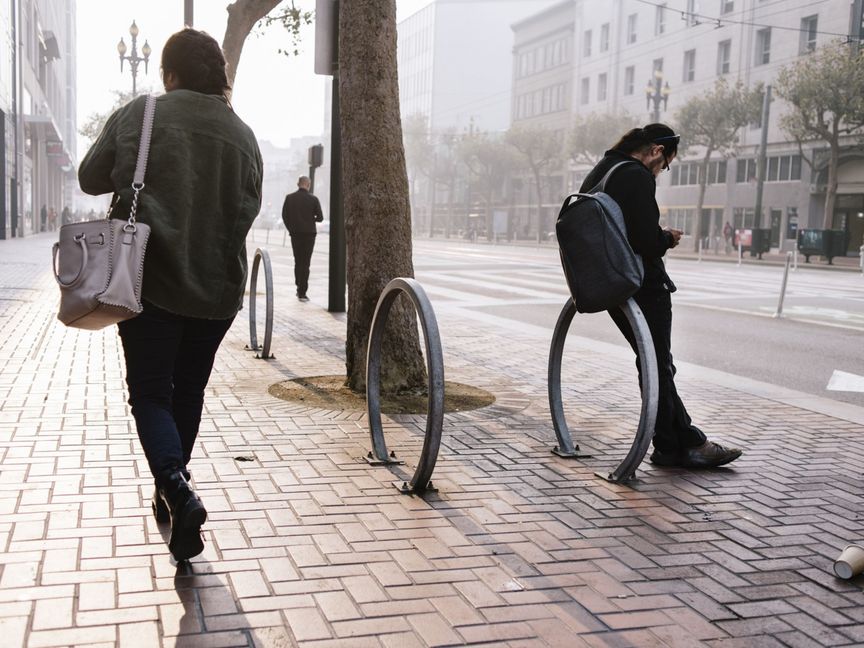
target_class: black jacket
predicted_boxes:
[580,149,675,292]
[282,188,323,235]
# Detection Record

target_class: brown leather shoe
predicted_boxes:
[650,440,742,468]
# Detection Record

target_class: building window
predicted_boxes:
[791,155,802,180]
[721,0,734,13]
[655,4,666,36]
[683,49,696,82]
[580,77,590,105]
[768,156,779,181]
[733,207,756,228]
[598,73,607,101]
[583,30,592,57]
[800,15,818,53]
[600,23,610,52]
[653,57,664,75]
[627,13,638,44]
[734,155,801,183]
[736,158,756,183]
[624,66,635,95]
[755,28,771,65]
[717,39,731,75]
[686,0,699,26]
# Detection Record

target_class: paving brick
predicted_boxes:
[282,607,332,642]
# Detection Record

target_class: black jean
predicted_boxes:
[118,302,234,478]
[290,233,316,296]
[608,289,706,455]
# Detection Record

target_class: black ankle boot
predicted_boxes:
[151,469,190,523]
[157,468,207,561]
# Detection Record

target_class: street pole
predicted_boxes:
[754,85,771,230]
[327,1,345,313]
[184,0,193,27]
[118,22,150,98]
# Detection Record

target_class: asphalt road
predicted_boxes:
[410,239,864,408]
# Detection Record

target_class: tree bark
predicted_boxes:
[341,0,426,393]
[222,0,281,90]
[693,147,713,252]
[823,135,840,231]
[531,164,543,244]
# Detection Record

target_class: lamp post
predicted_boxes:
[117,20,151,96]
[645,69,671,123]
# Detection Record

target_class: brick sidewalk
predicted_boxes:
[1,233,864,647]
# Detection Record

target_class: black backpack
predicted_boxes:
[556,161,644,313]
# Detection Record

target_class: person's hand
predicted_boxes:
[665,228,683,248]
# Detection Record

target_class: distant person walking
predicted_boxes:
[579,124,742,470]
[723,221,733,255]
[78,28,263,562]
[281,176,323,301]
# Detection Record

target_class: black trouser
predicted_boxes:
[608,289,706,455]
[290,233,316,296]
[118,302,234,478]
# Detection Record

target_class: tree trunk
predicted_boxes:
[341,0,426,393]
[823,137,840,231]
[486,186,494,240]
[222,0,281,90]
[531,165,543,244]
[692,148,713,252]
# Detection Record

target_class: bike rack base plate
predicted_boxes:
[594,470,639,484]
[365,452,404,466]
[552,446,593,459]
[394,480,438,495]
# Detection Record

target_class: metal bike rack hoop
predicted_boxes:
[547,297,659,483]
[366,278,444,494]
[247,248,274,360]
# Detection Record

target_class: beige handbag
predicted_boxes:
[53,95,156,330]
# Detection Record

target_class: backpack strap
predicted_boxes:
[591,160,636,194]
[560,161,638,212]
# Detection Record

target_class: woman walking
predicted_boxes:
[79,28,263,561]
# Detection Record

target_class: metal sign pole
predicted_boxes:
[315,0,345,312]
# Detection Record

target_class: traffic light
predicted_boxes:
[308,144,324,169]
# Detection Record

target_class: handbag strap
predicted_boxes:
[127,95,157,228]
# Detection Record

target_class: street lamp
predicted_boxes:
[645,69,671,122]
[117,20,150,96]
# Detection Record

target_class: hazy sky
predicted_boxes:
[76,0,432,156]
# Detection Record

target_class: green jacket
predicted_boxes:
[79,90,263,319]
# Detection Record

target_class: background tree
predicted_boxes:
[403,113,434,228]
[675,78,762,251]
[431,129,462,237]
[775,41,864,230]
[79,90,136,144]
[505,125,562,242]
[341,0,426,392]
[567,112,638,168]
[458,131,521,239]
[222,0,311,90]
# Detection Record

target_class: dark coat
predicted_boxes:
[79,90,263,319]
[281,188,323,235]
[580,149,675,292]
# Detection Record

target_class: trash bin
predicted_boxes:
[750,228,772,259]
[797,229,848,264]
[824,230,847,265]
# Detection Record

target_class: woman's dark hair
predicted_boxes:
[161,28,231,99]
[612,123,680,159]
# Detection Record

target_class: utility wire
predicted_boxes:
[634,0,859,40]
